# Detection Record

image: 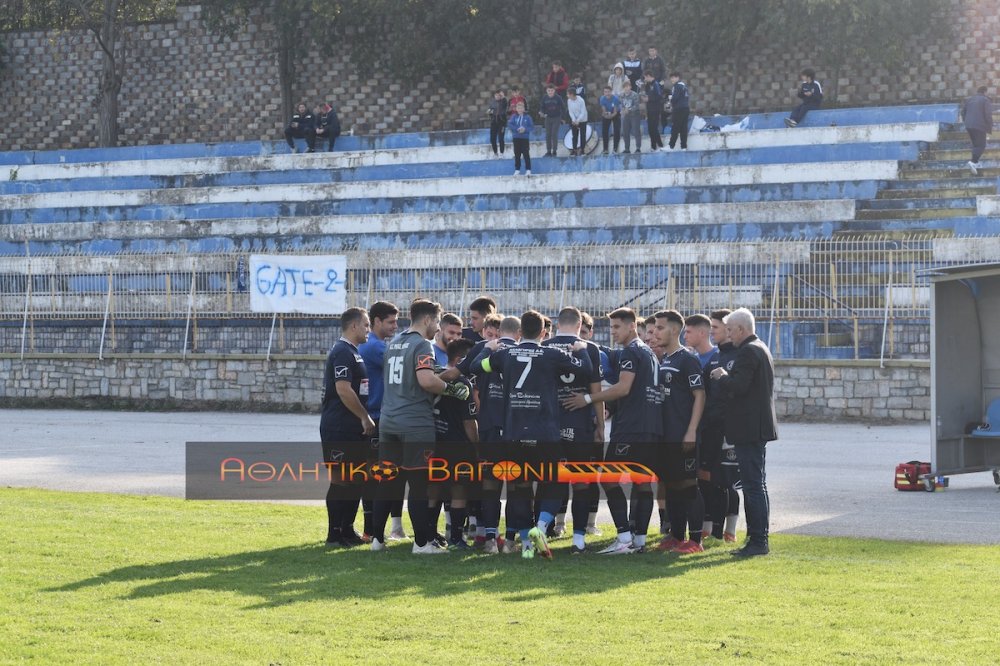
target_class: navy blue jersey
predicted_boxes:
[461,327,484,343]
[703,342,737,425]
[479,341,591,443]
[320,338,368,438]
[600,345,619,384]
[610,338,663,440]
[459,336,516,434]
[434,376,477,443]
[660,347,705,442]
[544,334,604,440]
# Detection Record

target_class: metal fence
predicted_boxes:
[1,235,997,359]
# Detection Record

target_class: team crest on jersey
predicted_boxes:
[334,366,349,378]
[663,371,673,384]
[726,360,735,371]
[689,373,703,388]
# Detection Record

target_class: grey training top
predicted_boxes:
[379,329,437,434]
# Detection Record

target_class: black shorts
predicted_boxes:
[320,431,368,467]
[713,446,741,487]
[604,433,658,471]
[699,421,725,473]
[378,428,437,469]
[658,441,699,484]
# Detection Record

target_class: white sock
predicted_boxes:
[725,514,738,534]
[633,534,647,547]
[618,532,633,544]
[391,516,403,532]
[469,516,477,528]
[703,520,713,535]
[573,534,585,549]
[587,511,598,528]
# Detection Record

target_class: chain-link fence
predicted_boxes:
[0,235,994,359]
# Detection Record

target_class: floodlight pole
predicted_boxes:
[266,312,278,361]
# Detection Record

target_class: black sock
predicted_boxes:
[630,488,654,537]
[667,496,686,541]
[713,487,727,539]
[450,506,468,543]
[604,484,631,534]
[325,488,343,542]
[687,487,705,544]
[361,495,374,536]
[406,473,431,547]
[571,485,593,534]
[428,501,443,538]
[658,506,667,528]
[341,498,360,535]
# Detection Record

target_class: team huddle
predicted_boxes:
[320,296,775,559]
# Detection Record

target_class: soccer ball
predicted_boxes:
[370,460,399,483]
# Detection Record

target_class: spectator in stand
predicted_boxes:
[508,100,534,176]
[598,85,622,155]
[643,46,666,84]
[668,71,690,150]
[566,87,588,156]
[962,86,993,175]
[284,102,316,153]
[570,73,587,100]
[619,80,642,154]
[784,68,823,128]
[622,47,643,90]
[508,85,527,117]
[608,63,628,97]
[643,70,665,151]
[539,84,566,157]
[545,61,570,102]
[315,102,341,152]
[488,89,509,158]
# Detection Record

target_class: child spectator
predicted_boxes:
[488,89,509,158]
[608,63,628,97]
[539,84,566,157]
[570,73,587,100]
[643,47,666,84]
[622,48,643,89]
[284,102,316,153]
[620,80,642,154]
[598,85,622,154]
[545,61,570,102]
[643,71,665,151]
[566,87,588,156]
[315,102,341,152]
[508,85,527,117]
[668,71,690,150]
[508,101,534,175]
[784,68,823,127]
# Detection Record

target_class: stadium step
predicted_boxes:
[855,207,977,220]
[876,186,995,200]
[899,165,1000,179]
[924,147,1000,161]
[859,197,977,210]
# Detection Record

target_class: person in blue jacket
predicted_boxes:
[508,100,535,176]
[598,85,621,154]
[962,86,993,175]
[784,68,823,127]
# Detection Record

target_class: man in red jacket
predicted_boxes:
[544,61,570,103]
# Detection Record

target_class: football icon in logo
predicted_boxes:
[370,460,399,482]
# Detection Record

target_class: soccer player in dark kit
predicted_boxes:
[320,307,376,547]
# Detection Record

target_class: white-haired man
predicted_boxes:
[709,308,777,557]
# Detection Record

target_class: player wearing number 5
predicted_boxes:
[473,310,592,559]
[370,299,472,555]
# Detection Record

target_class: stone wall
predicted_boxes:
[0,1,996,151]
[0,355,931,422]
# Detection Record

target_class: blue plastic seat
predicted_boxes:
[970,398,1000,438]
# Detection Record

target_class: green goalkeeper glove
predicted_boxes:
[442,381,470,401]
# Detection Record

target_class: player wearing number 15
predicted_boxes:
[371,299,472,555]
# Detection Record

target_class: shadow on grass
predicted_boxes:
[47,541,740,609]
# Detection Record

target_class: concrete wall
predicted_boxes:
[0,1,995,151]
[0,355,931,422]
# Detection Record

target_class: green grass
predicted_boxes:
[1,488,997,665]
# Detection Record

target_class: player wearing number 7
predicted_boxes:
[473,310,592,559]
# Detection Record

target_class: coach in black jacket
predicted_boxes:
[711,308,777,557]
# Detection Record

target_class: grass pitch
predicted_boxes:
[1,488,996,665]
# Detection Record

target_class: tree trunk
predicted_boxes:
[96,0,123,147]
[277,22,296,126]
